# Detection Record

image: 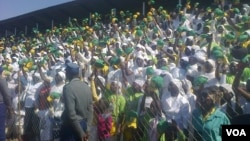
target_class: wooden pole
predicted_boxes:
[36,23,39,31]
[25,25,27,35]
[142,2,145,16]
[89,13,92,25]
[17,70,21,138]
[14,27,17,35]
[51,20,54,30]
[178,0,182,11]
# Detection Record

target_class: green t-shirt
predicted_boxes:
[107,93,126,122]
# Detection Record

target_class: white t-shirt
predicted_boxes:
[50,84,64,118]
[161,93,191,129]
[24,81,43,108]
[37,109,53,141]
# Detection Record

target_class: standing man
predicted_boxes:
[60,63,93,141]
[0,66,13,141]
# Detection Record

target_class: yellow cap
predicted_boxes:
[0,47,4,51]
[47,95,53,102]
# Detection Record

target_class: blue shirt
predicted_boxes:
[192,108,231,141]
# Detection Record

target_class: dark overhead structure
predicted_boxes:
[0,0,146,37]
[0,0,218,37]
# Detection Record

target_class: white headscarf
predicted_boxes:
[111,80,122,95]
[170,78,185,96]
[161,72,173,98]
[57,71,66,81]
[181,79,193,94]
[134,78,145,88]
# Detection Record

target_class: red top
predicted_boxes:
[97,113,112,139]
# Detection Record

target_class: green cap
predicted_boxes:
[99,39,106,47]
[157,39,164,47]
[151,75,164,89]
[157,120,169,134]
[224,25,234,31]
[242,67,250,82]
[21,47,27,52]
[238,34,249,42]
[204,20,212,26]
[187,30,196,36]
[233,8,240,14]
[158,6,163,11]
[93,23,101,30]
[212,49,224,59]
[161,66,168,70]
[194,2,199,7]
[124,47,134,55]
[115,48,123,56]
[66,37,74,44]
[135,30,143,37]
[148,55,158,64]
[146,67,154,75]
[224,33,235,41]
[177,26,184,32]
[242,16,250,23]
[181,16,187,22]
[200,34,209,38]
[127,110,138,118]
[178,40,184,46]
[92,39,99,46]
[18,59,25,65]
[94,59,105,68]
[193,75,208,87]
[109,56,121,66]
[206,7,212,12]
[214,8,224,17]
[31,65,37,71]
[51,92,61,99]
[2,65,7,70]
[153,27,158,33]
[212,45,222,52]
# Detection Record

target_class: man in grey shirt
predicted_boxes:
[0,66,13,141]
[60,63,93,141]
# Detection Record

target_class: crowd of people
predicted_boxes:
[0,0,250,141]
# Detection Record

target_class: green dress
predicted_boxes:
[107,93,126,123]
[123,87,144,140]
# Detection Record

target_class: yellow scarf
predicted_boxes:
[202,107,216,121]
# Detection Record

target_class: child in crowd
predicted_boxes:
[6,83,25,141]
[96,98,113,141]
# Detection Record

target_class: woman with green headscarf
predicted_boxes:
[122,78,145,141]
[137,75,164,141]
[106,80,126,140]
